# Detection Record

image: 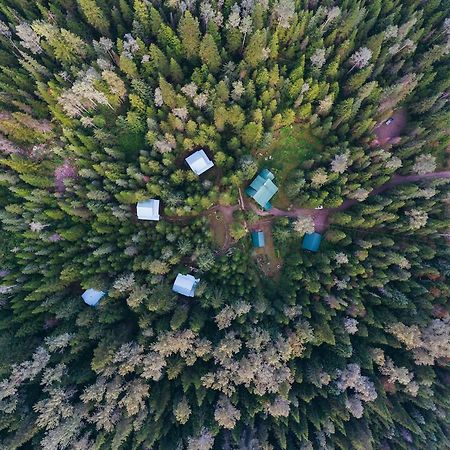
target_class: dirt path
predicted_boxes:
[165,171,450,236]
[252,171,450,232]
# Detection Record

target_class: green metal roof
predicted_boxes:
[246,170,278,209]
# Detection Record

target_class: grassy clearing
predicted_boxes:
[256,125,323,208]
[208,211,227,248]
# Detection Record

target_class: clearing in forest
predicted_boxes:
[208,210,227,249]
[251,221,282,279]
[255,125,323,209]
[374,108,407,146]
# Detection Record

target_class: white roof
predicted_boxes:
[191,157,208,172]
[185,150,214,175]
[82,288,106,306]
[172,274,199,297]
[137,199,160,221]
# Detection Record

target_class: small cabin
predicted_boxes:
[82,288,106,306]
[245,169,278,210]
[185,150,214,175]
[172,274,200,297]
[251,230,265,248]
[302,232,322,252]
[137,199,160,221]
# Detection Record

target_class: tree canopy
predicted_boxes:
[0,1,449,449]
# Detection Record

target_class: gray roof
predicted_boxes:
[185,150,214,175]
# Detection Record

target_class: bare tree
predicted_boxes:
[348,47,372,73]
[412,153,437,174]
[273,0,296,28]
[310,48,326,69]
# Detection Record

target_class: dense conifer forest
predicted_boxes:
[0,0,449,449]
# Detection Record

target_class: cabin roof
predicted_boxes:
[251,230,265,248]
[302,232,322,252]
[82,288,106,306]
[245,170,278,210]
[185,150,214,175]
[137,199,160,221]
[172,274,200,297]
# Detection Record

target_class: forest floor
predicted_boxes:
[208,210,227,248]
[204,204,240,253]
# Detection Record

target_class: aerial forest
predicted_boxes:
[0,0,449,449]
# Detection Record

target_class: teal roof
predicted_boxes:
[302,232,322,252]
[251,230,265,248]
[260,168,274,181]
[246,170,278,209]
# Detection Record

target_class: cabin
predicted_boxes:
[185,150,214,175]
[251,230,265,248]
[82,288,106,306]
[137,199,160,221]
[302,232,322,252]
[172,274,200,297]
[245,169,278,210]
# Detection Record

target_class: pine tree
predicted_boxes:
[76,0,110,35]
[199,33,221,74]
[178,11,201,60]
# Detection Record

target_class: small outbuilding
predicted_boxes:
[302,232,322,252]
[185,150,214,175]
[251,230,265,248]
[245,169,278,210]
[172,274,200,297]
[82,288,106,306]
[137,199,160,221]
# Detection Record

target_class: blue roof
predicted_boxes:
[302,232,322,252]
[246,170,278,209]
[82,288,106,306]
[251,230,265,248]
[173,274,199,297]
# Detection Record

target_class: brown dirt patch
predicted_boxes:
[208,210,227,249]
[373,108,407,146]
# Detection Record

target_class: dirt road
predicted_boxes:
[252,171,450,232]
[165,171,450,235]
